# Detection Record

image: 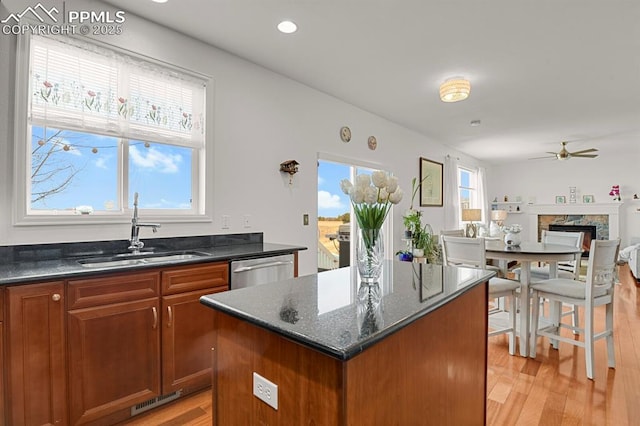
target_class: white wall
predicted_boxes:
[486,144,640,248]
[0,0,479,275]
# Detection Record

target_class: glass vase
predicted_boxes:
[356,228,384,282]
[504,232,522,247]
[357,281,383,338]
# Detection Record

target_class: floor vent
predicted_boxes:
[131,390,182,416]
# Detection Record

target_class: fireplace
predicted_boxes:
[549,224,597,258]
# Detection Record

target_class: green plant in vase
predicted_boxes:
[395,249,413,262]
[402,176,435,261]
[412,223,435,258]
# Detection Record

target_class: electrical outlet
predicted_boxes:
[243,214,251,228]
[303,213,309,226]
[253,372,278,410]
[221,215,230,229]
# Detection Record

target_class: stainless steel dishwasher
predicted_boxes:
[230,253,295,289]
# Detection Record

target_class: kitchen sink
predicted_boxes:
[78,251,210,268]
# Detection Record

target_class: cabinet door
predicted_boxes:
[162,262,229,295]
[161,287,222,395]
[6,282,67,426]
[67,298,161,425]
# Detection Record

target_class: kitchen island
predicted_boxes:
[200,261,493,425]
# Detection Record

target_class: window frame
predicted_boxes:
[458,166,479,224]
[13,29,212,226]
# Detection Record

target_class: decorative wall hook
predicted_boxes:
[280,160,299,185]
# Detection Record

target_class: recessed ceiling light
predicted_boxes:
[470,120,481,127]
[151,0,168,3]
[277,20,297,34]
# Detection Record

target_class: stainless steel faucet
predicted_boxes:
[128,192,161,254]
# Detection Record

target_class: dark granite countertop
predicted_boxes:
[200,261,494,361]
[0,233,306,285]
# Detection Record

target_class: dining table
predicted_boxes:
[485,240,583,357]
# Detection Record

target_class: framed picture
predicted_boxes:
[555,195,566,204]
[419,157,443,207]
[583,194,594,203]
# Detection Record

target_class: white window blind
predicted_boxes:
[29,35,206,148]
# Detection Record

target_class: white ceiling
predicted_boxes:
[103,0,640,164]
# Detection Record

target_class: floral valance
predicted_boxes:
[29,34,206,148]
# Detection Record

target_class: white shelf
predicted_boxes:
[491,202,523,214]
[491,201,522,205]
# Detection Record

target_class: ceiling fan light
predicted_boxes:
[439,78,471,102]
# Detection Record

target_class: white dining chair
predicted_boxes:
[441,236,521,355]
[513,230,584,330]
[439,229,465,238]
[533,230,585,280]
[529,239,620,379]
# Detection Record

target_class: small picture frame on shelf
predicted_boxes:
[555,196,566,204]
[583,194,594,203]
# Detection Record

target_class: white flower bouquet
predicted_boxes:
[340,171,403,231]
[500,224,522,234]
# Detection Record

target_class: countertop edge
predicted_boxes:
[0,244,307,285]
[200,270,493,361]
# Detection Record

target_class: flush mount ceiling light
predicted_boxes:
[439,78,471,102]
[277,20,298,34]
[151,0,168,3]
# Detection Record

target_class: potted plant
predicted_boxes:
[396,249,414,262]
[402,176,436,260]
[412,224,435,258]
[403,209,422,238]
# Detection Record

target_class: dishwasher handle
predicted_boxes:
[233,260,293,273]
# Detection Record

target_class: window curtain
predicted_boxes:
[477,166,489,227]
[29,34,206,147]
[444,155,460,230]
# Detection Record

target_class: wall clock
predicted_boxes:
[340,126,351,143]
[368,136,377,150]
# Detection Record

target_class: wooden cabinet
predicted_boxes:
[160,262,228,395]
[67,271,161,425]
[6,282,67,426]
[66,262,228,424]
[1,258,235,424]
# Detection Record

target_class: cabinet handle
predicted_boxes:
[52,293,61,302]
[167,306,173,328]
[152,307,158,329]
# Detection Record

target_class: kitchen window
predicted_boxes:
[457,165,489,230]
[458,166,478,211]
[14,33,208,224]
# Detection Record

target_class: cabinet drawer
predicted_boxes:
[162,262,229,295]
[67,271,160,310]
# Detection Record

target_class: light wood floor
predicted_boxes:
[120,265,640,426]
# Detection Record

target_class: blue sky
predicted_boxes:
[31,126,192,211]
[317,160,351,218]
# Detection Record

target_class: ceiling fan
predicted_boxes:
[530,141,599,161]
